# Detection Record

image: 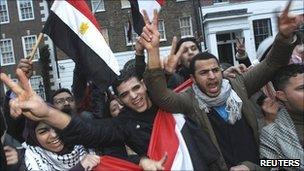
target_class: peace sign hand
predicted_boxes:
[138,9,160,50]
[1,69,50,121]
[236,37,246,56]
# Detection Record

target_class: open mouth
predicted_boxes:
[49,138,61,145]
[133,97,144,107]
[207,82,219,93]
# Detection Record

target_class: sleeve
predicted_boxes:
[58,116,126,149]
[239,33,298,98]
[135,54,146,79]
[143,68,192,114]
[235,52,252,67]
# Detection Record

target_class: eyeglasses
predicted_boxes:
[199,67,222,76]
[54,97,74,105]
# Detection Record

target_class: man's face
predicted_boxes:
[117,77,152,113]
[179,41,199,68]
[53,92,75,114]
[277,73,304,115]
[191,58,223,97]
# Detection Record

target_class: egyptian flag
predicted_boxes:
[94,79,219,170]
[128,0,165,35]
[42,0,120,92]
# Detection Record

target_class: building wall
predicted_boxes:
[0,0,57,101]
[55,0,199,89]
[201,0,303,64]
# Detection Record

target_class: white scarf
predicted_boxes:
[192,79,243,124]
[22,142,88,171]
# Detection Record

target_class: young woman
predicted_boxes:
[21,119,100,171]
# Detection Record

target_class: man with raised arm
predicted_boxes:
[139,1,303,170]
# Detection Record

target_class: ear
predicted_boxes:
[140,79,147,90]
[276,90,287,102]
[190,74,197,84]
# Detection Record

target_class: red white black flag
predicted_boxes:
[42,0,120,92]
[128,0,165,35]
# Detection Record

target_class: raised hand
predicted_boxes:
[17,58,33,79]
[278,0,304,38]
[223,64,248,78]
[236,37,246,56]
[138,9,160,50]
[162,36,185,74]
[0,69,49,121]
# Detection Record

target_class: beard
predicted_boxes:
[61,106,73,115]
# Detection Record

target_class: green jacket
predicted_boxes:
[143,33,297,170]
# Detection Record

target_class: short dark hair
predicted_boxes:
[272,64,304,91]
[175,37,201,54]
[112,67,140,96]
[189,52,220,75]
[51,88,73,103]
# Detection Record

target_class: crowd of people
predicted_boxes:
[0,1,303,170]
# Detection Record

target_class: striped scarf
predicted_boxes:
[260,108,304,170]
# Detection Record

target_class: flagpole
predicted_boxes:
[27,33,44,61]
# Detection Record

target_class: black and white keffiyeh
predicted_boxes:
[22,142,88,171]
[192,79,243,124]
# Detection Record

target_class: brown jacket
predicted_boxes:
[143,33,297,170]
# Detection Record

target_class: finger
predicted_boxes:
[175,44,186,59]
[142,10,150,25]
[236,37,241,45]
[283,0,292,16]
[16,68,31,92]
[169,36,177,56]
[239,64,247,72]
[0,73,24,96]
[3,146,13,151]
[141,32,152,42]
[152,9,159,28]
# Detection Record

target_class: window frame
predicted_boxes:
[21,35,40,61]
[158,19,167,41]
[0,38,15,66]
[17,0,35,21]
[0,0,10,24]
[30,75,46,100]
[252,18,273,50]
[121,0,131,9]
[91,0,105,13]
[179,16,193,38]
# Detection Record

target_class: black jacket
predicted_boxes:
[59,105,158,163]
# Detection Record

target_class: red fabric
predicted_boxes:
[65,0,101,30]
[94,79,193,170]
[94,156,142,171]
[156,0,165,6]
[147,110,179,170]
[147,79,193,170]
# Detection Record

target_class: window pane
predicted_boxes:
[18,0,34,20]
[22,35,40,60]
[91,0,105,12]
[179,16,193,37]
[0,39,15,65]
[0,0,9,23]
[30,76,45,100]
[121,0,130,8]
[253,18,273,50]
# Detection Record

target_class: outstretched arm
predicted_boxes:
[0,69,71,129]
[139,10,191,114]
[241,0,303,97]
